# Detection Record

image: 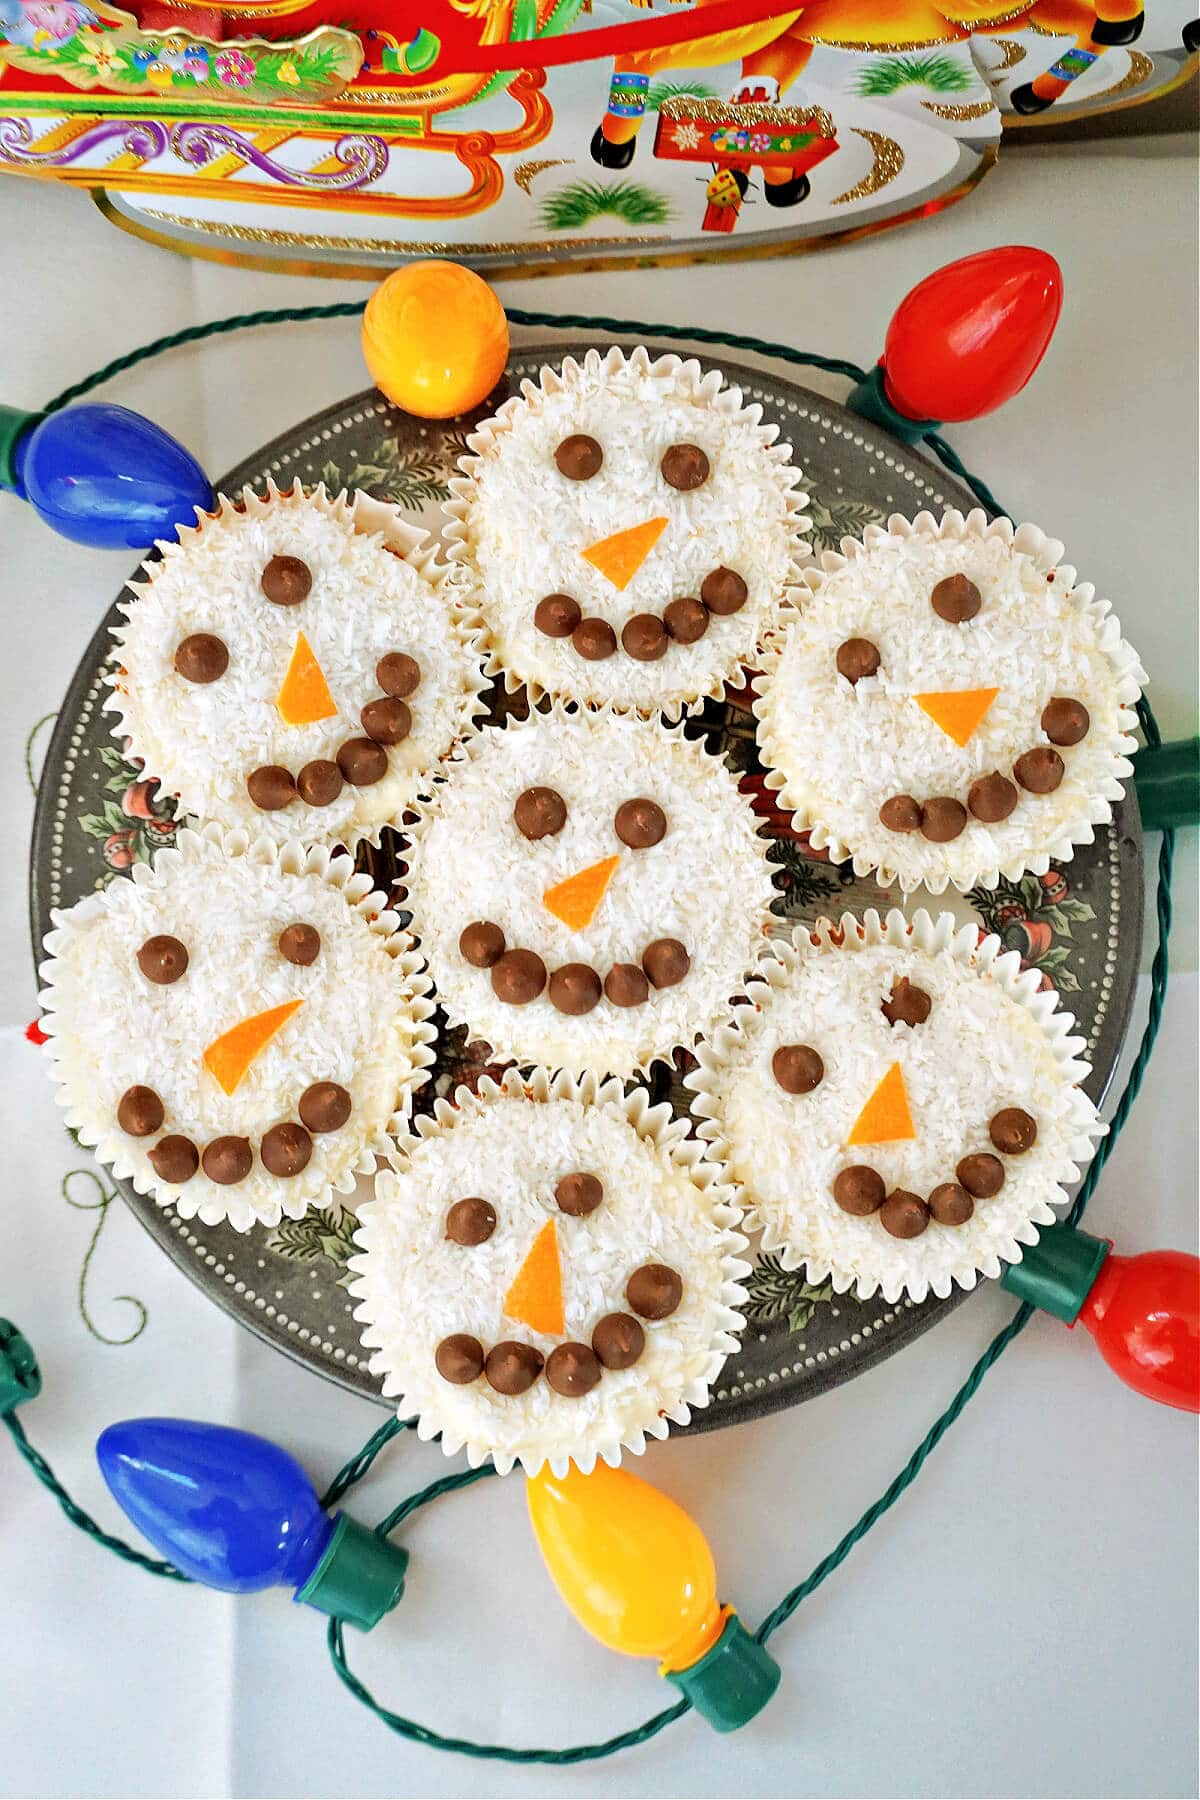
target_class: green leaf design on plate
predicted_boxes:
[743,1255,835,1335]
[807,497,886,552]
[265,1206,359,1290]
[319,438,452,509]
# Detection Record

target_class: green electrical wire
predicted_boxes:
[6,300,1177,1766]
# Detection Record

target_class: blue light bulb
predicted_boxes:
[97,1418,408,1631]
[0,402,212,550]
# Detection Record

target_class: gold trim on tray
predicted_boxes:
[134,209,666,252]
[829,129,903,205]
[921,99,996,120]
[90,144,998,282]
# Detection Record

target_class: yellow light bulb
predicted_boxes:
[360,260,509,420]
[527,1461,781,1732]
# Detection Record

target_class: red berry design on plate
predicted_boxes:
[102,829,138,870]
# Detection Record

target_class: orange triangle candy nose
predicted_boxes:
[913,687,999,748]
[543,855,620,931]
[277,630,337,726]
[203,999,304,1097]
[580,516,668,591]
[504,1218,564,1337]
[847,1062,915,1147]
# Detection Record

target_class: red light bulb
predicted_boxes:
[1002,1227,1200,1413]
[880,246,1063,424]
[1076,1250,1200,1412]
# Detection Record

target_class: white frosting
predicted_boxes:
[754,511,1145,893]
[350,1071,749,1475]
[688,911,1104,1305]
[445,347,811,716]
[39,827,435,1231]
[106,484,486,849]
[402,706,776,1078]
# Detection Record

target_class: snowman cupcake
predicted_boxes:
[753,510,1145,894]
[107,482,486,850]
[350,1068,750,1474]
[444,346,811,717]
[400,705,777,1079]
[38,826,436,1232]
[686,910,1104,1305]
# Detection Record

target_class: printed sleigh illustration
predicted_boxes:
[1,0,1196,270]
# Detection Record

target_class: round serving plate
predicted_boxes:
[29,339,1142,1432]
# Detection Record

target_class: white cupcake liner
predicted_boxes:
[443,345,812,720]
[397,699,778,1081]
[105,479,489,853]
[685,907,1105,1305]
[753,508,1146,895]
[38,822,437,1232]
[349,1065,751,1477]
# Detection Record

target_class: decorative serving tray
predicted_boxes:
[29,339,1142,1432]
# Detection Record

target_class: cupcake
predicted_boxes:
[400,705,776,1079]
[686,910,1104,1305]
[349,1068,749,1475]
[38,825,436,1232]
[444,346,810,717]
[754,509,1145,894]
[107,482,486,849]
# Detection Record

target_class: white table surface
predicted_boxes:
[1,134,1196,1800]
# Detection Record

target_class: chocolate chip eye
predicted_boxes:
[929,574,981,623]
[614,798,666,849]
[260,554,311,605]
[772,1045,823,1093]
[174,633,228,684]
[836,638,880,685]
[554,434,603,480]
[278,923,320,967]
[660,443,710,491]
[555,1171,603,1216]
[137,935,188,985]
[514,786,567,840]
[445,1197,497,1244]
[881,978,931,1028]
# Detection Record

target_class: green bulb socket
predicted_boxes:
[664,1611,782,1732]
[844,364,941,447]
[0,405,40,494]
[0,1319,42,1413]
[1132,737,1200,833]
[1000,1224,1111,1324]
[295,1513,408,1632]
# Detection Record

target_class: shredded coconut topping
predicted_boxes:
[107,485,485,849]
[39,829,433,1231]
[688,913,1103,1304]
[350,1075,748,1474]
[755,512,1144,892]
[402,706,776,1077]
[446,347,810,716]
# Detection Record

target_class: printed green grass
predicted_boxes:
[854,52,973,95]
[646,78,718,109]
[539,178,671,231]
